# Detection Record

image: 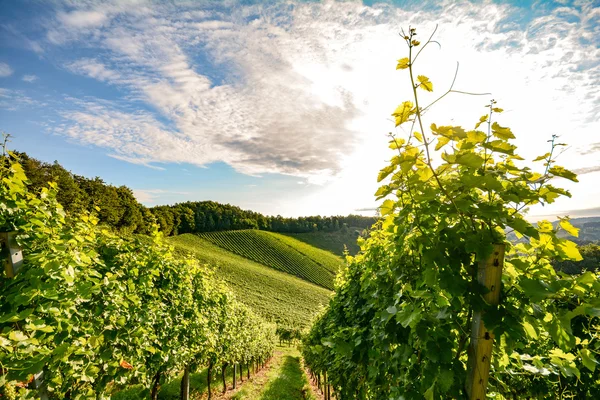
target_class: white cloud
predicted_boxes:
[0,63,13,77]
[57,10,108,28]
[67,59,120,82]
[22,74,38,82]
[40,0,600,215]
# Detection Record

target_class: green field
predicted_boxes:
[283,230,363,256]
[167,234,331,330]
[198,230,341,290]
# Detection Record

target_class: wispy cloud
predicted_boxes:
[22,74,38,82]
[0,88,43,110]
[0,63,13,77]
[3,0,593,219]
[39,1,598,184]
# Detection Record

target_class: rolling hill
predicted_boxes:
[197,230,342,290]
[167,233,333,330]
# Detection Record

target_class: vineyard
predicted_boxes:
[167,233,331,330]
[198,230,341,290]
[302,27,600,399]
[283,230,363,256]
[0,158,278,398]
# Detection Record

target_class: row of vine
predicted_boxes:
[302,27,599,399]
[0,152,277,399]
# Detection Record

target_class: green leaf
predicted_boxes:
[549,166,578,182]
[483,140,516,155]
[424,381,435,400]
[392,101,415,126]
[396,57,410,70]
[557,240,583,261]
[475,115,488,129]
[491,122,515,140]
[580,349,597,372]
[533,152,550,162]
[389,138,405,150]
[417,75,433,92]
[455,153,485,168]
[520,278,554,302]
[435,136,450,150]
[558,218,579,237]
[8,331,28,342]
[386,305,397,315]
[523,321,538,339]
[380,199,395,216]
[377,165,396,182]
[548,318,576,351]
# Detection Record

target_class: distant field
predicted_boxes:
[198,230,341,290]
[167,234,331,330]
[283,230,363,256]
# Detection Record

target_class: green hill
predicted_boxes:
[198,230,341,290]
[283,230,364,256]
[167,234,331,330]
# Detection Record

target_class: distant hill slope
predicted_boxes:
[167,234,331,330]
[198,230,342,290]
[283,230,363,256]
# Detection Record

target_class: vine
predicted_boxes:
[0,152,277,398]
[303,27,599,399]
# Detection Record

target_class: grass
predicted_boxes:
[112,361,251,399]
[283,230,363,256]
[167,234,331,330]
[198,230,342,290]
[229,346,315,400]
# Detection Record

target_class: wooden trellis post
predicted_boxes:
[466,244,505,400]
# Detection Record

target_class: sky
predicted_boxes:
[0,0,598,218]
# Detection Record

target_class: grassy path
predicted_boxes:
[112,346,316,400]
[228,346,316,400]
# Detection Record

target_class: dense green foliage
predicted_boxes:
[303,28,600,399]
[167,234,331,331]
[0,155,276,398]
[15,151,375,238]
[554,243,600,275]
[198,230,340,290]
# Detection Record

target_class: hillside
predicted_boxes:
[283,230,365,256]
[198,230,342,290]
[167,234,332,330]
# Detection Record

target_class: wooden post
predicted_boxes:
[233,364,236,389]
[466,244,505,400]
[180,365,190,400]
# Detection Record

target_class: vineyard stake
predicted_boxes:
[466,243,505,399]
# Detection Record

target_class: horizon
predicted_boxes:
[1,0,599,219]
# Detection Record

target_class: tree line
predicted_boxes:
[14,151,376,237]
[0,156,277,398]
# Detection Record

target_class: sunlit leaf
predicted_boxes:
[396,57,410,70]
[417,75,433,92]
[392,101,415,126]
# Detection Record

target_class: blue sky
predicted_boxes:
[0,0,598,218]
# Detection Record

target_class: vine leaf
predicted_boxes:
[580,349,597,372]
[392,101,415,126]
[396,57,410,70]
[549,166,578,182]
[380,199,395,216]
[492,122,515,140]
[417,75,433,92]
[558,218,579,237]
